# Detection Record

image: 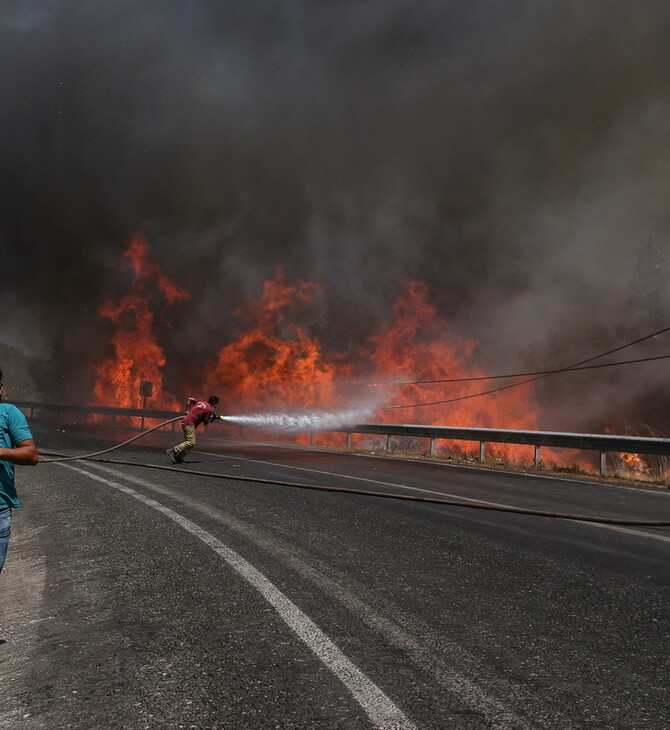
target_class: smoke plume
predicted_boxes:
[1,1,669,431]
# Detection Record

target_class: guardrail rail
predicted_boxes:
[13,400,670,476]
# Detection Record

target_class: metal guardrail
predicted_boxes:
[330,423,670,475]
[13,400,180,420]
[12,400,182,431]
[12,400,670,476]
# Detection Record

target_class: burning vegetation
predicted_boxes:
[93,237,540,427]
[89,235,665,477]
[93,233,188,412]
[205,274,345,414]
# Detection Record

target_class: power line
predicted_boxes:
[371,353,670,386]
[374,325,670,386]
[381,325,670,411]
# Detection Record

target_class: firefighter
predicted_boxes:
[166,395,221,464]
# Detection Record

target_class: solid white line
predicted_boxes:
[203,451,670,543]
[578,520,670,545]
[205,443,670,495]
[202,450,509,503]
[60,463,417,730]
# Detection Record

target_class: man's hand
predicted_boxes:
[0,438,39,466]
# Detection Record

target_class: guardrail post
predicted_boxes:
[600,451,607,476]
[429,437,436,456]
[534,445,541,468]
[346,432,352,449]
[479,441,486,462]
[386,434,392,452]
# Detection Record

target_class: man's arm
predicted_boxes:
[0,438,39,466]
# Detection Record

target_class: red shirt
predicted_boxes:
[182,399,215,428]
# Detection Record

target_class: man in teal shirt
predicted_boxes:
[0,370,39,574]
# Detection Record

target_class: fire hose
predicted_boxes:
[38,417,670,528]
[40,416,183,462]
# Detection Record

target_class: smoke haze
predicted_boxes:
[1,1,669,431]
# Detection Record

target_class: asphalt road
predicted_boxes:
[1,422,669,729]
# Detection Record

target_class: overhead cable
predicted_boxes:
[372,353,670,387]
[382,324,670,410]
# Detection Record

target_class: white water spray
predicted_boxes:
[222,403,380,432]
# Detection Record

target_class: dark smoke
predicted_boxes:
[2,1,669,432]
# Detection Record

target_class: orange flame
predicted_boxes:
[361,281,540,459]
[206,272,349,412]
[93,233,189,412]
[618,451,651,475]
[202,276,546,459]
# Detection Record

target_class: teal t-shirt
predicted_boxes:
[0,403,33,510]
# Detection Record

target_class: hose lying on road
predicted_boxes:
[42,458,670,529]
[39,416,182,462]
[94,457,670,526]
[37,418,670,527]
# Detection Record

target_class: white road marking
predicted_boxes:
[206,442,670,494]
[60,463,417,730]
[88,461,535,729]
[579,520,670,544]
[203,451,670,543]
[202,449,511,503]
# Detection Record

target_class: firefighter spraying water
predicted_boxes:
[166,395,224,464]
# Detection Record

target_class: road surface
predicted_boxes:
[1,423,669,729]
